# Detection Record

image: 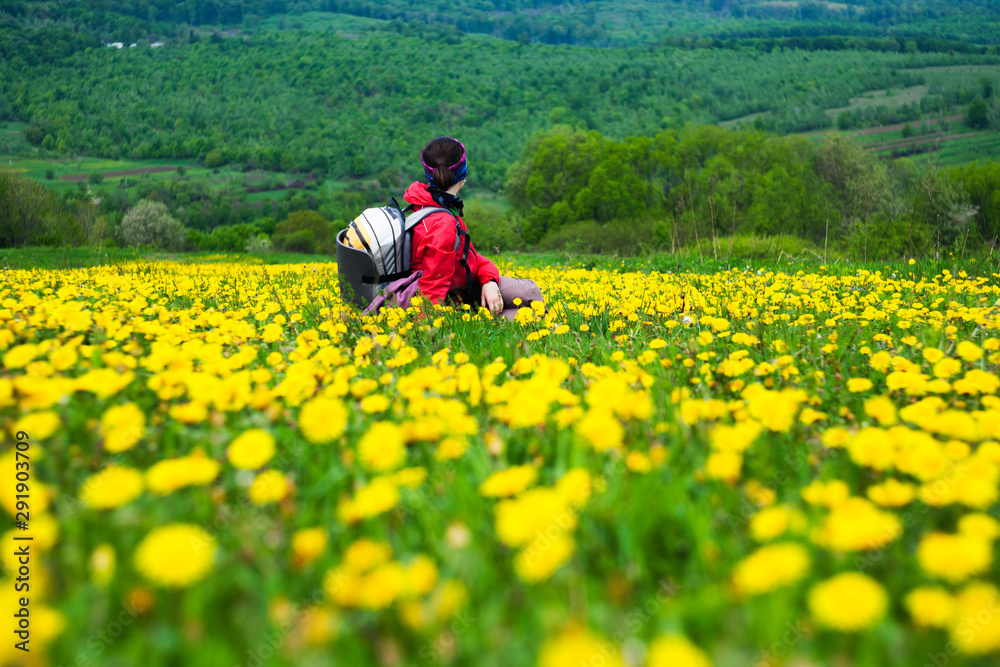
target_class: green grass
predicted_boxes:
[0,246,142,270]
[8,242,997,281]
[0,247,338,270]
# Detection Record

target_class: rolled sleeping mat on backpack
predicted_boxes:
[336,228,380,308]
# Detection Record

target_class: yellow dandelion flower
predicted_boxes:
[89,544,116,587]
[299,396,348,444]
[922,347,945,364]
[537,626,623,667]
[291,527,327,568]
[555,469,592,509]
[12,411,61,440]
[134,524,216,588]
[866,478,916,507]
[343,539,393,572]
[647,635,712,667]
[514,533,575,583]
[80,465,144,509]
[732,542,810,596]
[169,401,209,424]
[262,322,284,342]
[248,470,289,504]
[435,436,468,461]
[227,428,275,469]
[479,465,538,497]
[300,605,339,646]
[357,421,406,472]
[808,572,887,631]
[705,451,742,482]
[917,532,991,583]
[863,395,897,426]
[949,582,1000,654]
[847,378,873,393]
[400,555,438,598]
[574,408,623,452]
[3,343,40,369]
[101,402,145,453]
[360,394,390,414]
[956,341,983,362]
[749,506,806,541]
[957,513,1000,540]
[338,477,400,522]
[801,479,850,507]
[495,488,576,548]
[905,587,955,628]
[358,562,405,609]
[813,497,901,552]
[146,454,220,495]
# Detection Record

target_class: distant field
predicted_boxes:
[0,153,354,203]
[825,84,929,117]
[905,64,1000,87]
[718,110,770,128]
[797,117,1000,167]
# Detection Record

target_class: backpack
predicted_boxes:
[336,198,476,309]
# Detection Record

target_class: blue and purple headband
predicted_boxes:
[421,137,468,188]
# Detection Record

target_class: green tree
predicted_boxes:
[272,210,334,255]
[119,199,187,250]
[967,98,989,130]
[0,170,57,247]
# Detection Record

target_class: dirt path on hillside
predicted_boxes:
[59,166,178,181]
[865,132,977,152]
[852,114,965,137]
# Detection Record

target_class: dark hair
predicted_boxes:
[420,137,464,190]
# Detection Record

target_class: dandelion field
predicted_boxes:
[4,254,1000,667]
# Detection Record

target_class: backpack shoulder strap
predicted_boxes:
[404,206,455,231]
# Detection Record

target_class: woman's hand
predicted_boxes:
[481,281,502,316]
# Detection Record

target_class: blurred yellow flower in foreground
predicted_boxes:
[732,542,810,596]
[291,527,328,568]
[647,635,712,667]
[917,532,992,583]
[89,544,116,587]
[134,524,217,587]
[80,465,144,509]
[537,625,623,667]
[808,572,887,631]
[227,428,275,469]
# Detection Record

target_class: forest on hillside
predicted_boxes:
[3,27,995,181]
[4,0,1000,46]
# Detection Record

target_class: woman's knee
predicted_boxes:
[499,276,542,305]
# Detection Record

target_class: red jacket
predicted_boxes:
[404,182,500,305]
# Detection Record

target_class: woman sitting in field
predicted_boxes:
[402,136,543,321]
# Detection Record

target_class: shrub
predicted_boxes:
[246,234,271,254]
[274,229,317,254]
[539,219,658,256]
[204,149,226,168]
[119,199,187,251]
[194,224,256,252]
[88,172,104,185]
[271,210,333,254]
[463,200,523,253]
